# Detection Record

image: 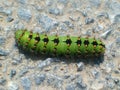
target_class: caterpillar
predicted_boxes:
[15,29,105,58]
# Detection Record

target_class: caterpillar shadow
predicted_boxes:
[18,47,105,66]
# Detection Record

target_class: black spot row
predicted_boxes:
[28,34,105,48]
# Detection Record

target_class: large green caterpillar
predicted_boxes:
[15,29,105,58]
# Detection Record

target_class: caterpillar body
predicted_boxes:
[15,30,105,58]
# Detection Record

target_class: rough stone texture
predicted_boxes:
[38,58,54,70]
[21,77,31,90]
[17,8,32,22]
[10,69,16,78]
[0,0,120,90]
[76,62,84,71]
[36,14,59,31]
[34,74,46,85]
[7,82,19,90]
[66,84,75,90]
[0,77,6,85]
[0,48,9,56]
[0,36,5,45]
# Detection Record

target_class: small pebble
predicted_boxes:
[114,70,119,74]
[118,64,120,70]
[97,12,109,19]
[114,79,119,84]
[0,36,5,45]
[81,11,87,17]
[114,14,120,23]
[105,74,112,80]
[89,0,101,7]
[91,82,104,90]
[12,55,22,65]
[106,81,115,89]
[59,23,68,31]
[13,22,25,30]
[100,29,112,39]
[76,62,84,71]
[17,0,28,4]
[19,68,28,77]
[66,84,75,90]
[69,75,76,81]
[0,48,9,56]
[6,16,14,22]
[63,21,74,29]
[49,8,61,15]
[34,5,43,11]
[76,79,87,90]
[91,69,100,79]
[36,14,58,31]
[0,6,3,12]
[86,29,93,36]
[3,1,13,6]
[38,58,54,70]
[45,0,53,6]
[116,37,120,44]
[85,17,94,24]
[21,77,31,90]
[47,74,63,88]
[3,9,12,15]
[11,61,18,65]
[64,75,70,79]
[17,8,32,22]
[0,87,4,90]
[34,74,46,85]
[107,1,120,14]
[0,77,6,85]
[58,0,68,4]
[0,63,2,67]
[10,69,16,78]
[8,82,19,90]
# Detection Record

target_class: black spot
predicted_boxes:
[99,43,105,48]
[84,40,89,46]
[76,39,82,45]
[43,38,49,43]
[29,34,32,39]
[92,41,98,46]
[53,38,59,45]
[35,37,40,42]
[65,39,72,45]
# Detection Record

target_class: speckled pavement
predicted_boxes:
[0,0,120,90]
